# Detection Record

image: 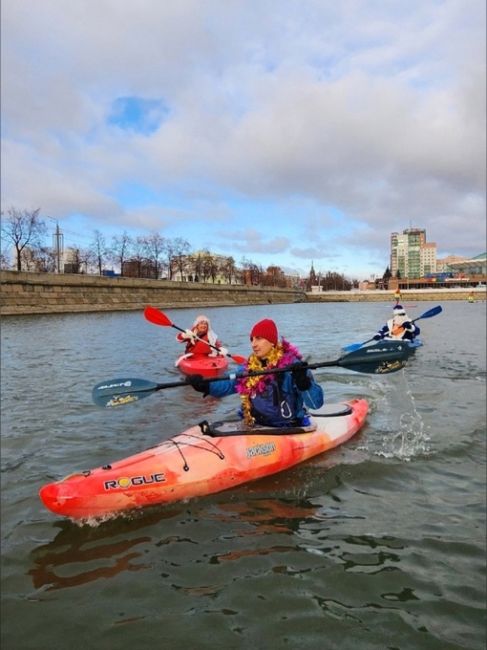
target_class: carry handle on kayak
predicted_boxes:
[144,305,247,365]
[92,340,412,408]
[342,305,442,353]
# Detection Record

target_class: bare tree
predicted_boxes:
[109,231,132,276]
[321,270,350,291]
[201,250,214,282]
[0,207,47,271]
[89,230,107,275]
[143,232,166,279]
[163,239,176,280]
[0,252,11,269]
[262,265,286,287]
[21,246,57,272]
[170,237,191,280]
[127,236,149,277]
[191,252,204,282]
[220,256,236,284]
[0,240,12,269]
[241,257,263,285]
[208,255,220,283]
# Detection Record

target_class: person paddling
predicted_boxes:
[188,318,324,428]
[177,315,228,357]
[373,305,420,342]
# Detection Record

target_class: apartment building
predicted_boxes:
[390,228,437,279]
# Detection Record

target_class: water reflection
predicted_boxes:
[28,506,183,592]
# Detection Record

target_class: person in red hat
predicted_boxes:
[188,318,324,428]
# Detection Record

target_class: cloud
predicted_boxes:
[217,228,290,255]
[1,0,485,276]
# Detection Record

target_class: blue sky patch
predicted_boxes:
[107,96,169,134]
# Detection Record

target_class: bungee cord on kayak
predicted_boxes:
[168,432,226,472]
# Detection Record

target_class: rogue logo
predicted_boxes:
[104,473,166,490]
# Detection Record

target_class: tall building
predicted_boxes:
[390,228,436,279]
[421,242,437,276]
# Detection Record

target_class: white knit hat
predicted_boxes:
[393,304,406,315]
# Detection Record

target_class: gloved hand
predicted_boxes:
[291,361,311,391]
[402,321,414,331]
[186,374,210,396]
[218,347,228,357]
[182,328,197,343]
[373,334,382,341]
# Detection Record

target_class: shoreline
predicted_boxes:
[1,270,485,316]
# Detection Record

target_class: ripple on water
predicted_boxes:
[1,303,486,650]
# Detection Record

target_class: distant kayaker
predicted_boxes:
[188,318,324,428]
[177,315,227,357]
[374,305,420,342]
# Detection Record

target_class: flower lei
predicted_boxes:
[236,338,301,426]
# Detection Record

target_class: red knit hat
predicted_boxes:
[250,319,278,345]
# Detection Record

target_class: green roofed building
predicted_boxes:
[446,252,486,276]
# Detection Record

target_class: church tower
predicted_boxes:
[308,261,317,290]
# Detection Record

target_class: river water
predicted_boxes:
[1,300,486,650]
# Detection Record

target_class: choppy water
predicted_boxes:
[1,300,486,650]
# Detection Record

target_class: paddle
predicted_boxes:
[92,340,411,408]
[144,305,247,364]
[342,305,443,353]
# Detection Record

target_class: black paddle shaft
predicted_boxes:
[92,341,410,407]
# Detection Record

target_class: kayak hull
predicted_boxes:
[177,354,229,378]
[39,399,368,521]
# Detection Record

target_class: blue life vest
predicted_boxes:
[249,377,299,427]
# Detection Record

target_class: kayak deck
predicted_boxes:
[39,399,368,521]
[177,353,229,377]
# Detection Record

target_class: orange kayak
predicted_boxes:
[39,399,368,521]
[176,353,229,378]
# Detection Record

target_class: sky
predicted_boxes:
[1,0,486,280]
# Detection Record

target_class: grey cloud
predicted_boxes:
[217,228,290,255]
[1,0,485,270]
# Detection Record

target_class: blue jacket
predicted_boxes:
[208,364,324,428]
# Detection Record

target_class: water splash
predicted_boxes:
[377,371,431,460]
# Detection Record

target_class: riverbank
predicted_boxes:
[0,270,305,316]
[306,287,487,303]
[0,270,485,315]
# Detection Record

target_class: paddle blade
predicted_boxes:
[338,340,410,374]
[144,305,173,327]
[344,358,407,374]
[92,377,161,408]
[342,342,367,353]
[416,305,442,321]
[231,354,247,364]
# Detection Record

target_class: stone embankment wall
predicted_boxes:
[1,271,485,316]
[0,271,306,316]
[306,288,486,303]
